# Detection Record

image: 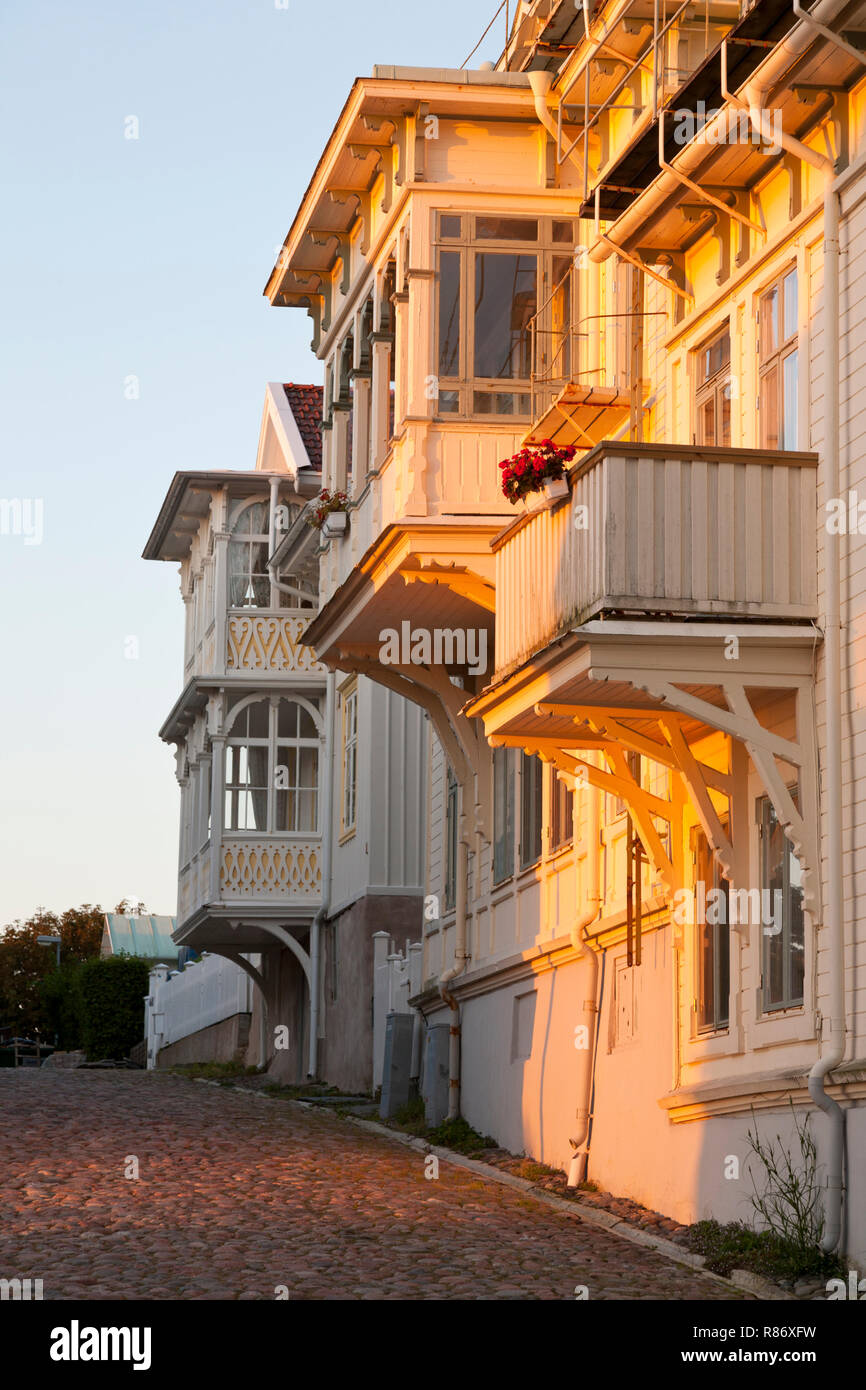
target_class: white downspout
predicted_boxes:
[439,791,471,1121]
[567,771,602,1186]
[308,669,335,1078]
[528,70,559,143]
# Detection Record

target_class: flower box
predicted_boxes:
[322,511,348,538]
[498,440,577,505]
[543,477,570,501]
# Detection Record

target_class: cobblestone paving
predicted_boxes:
[0,1071,748,1301]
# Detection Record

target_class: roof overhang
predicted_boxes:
[143,471,287,563]
[305,518,503,674]
[264,72,537,309]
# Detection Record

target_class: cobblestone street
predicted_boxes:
[0,1071,747,1301]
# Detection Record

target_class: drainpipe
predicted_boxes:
[528,70,559,143]
[439,794,471,1121]
[719,0,863,1252]
[308,669,335,1078]
[567,772,603,1186]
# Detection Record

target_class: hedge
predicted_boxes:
[76,956,150,1061]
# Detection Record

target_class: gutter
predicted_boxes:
[308,670,336,1078]
[566,766,603,1186]
[439,795,471,1120]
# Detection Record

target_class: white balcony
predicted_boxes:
[493,441,818,677]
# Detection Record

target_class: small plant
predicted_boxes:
[498,439,576,504]
[746,1102,825,1254]
[306,489,348,530]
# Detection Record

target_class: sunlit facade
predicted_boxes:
[262,0,866,1262]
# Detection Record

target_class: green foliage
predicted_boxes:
[684,1218,844,1283]
[39,961,86,1049]
[0,905,104,1037]
[169,1062,263,1082]
[76,955,150,1060]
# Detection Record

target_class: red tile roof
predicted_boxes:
[283,383,323,469]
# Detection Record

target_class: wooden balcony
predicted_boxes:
[178,836,323,923]
[493,442,818,677]
[225,610,324,675]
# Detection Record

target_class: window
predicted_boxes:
[694,828,730,1033]
[434,214,575,419]
[444,766,458,912]
[493,746,515,884]
[228,500,270,608]
[695,325,731,447]
[549,767,573,851]
[340,684,358,838]
[224,698,319,834]
[758,268,798,449]
[520,752,543,869]
[760,793,805,1011]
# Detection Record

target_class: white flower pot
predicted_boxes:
[543,476,569,501]
[322,511,348,538]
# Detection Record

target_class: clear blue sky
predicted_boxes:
[0,0,500,926]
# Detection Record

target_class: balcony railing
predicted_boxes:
[493,442,818,676]
[220,837,322,901]
[226,610,324,675]
[177,836,323,923]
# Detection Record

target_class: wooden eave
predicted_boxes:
[264,75,538,307]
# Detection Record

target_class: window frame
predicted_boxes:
[694,323,732,448]
[757,266,799,450]
[519,751,544,871]
[549,765,574,853]
[224,697,320,837]
[433,213,576,422]
[759,789,805,1014]
[692,825,730,1035]
[339,682,358,842]
[444,766,458,912]
[492,746,516,885]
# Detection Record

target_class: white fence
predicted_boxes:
[145,952,255,1069]
[372,933,423,1091]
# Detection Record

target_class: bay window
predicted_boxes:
[224,697,320,835]
[434,214,575,419]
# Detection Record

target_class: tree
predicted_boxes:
[0,905,105,1038]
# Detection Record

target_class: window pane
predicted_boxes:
[720,382,731,447]
[552,219,574,243]
[475,216,538,241]
[759,286,779,358]
[439,214,462,239]
[698,330,730,386]
[493,747,514,884]
[763,801,786,1008]
[437,390,460,413]
[783,270,798,341]
[473,390,531,416]
[761,363,779,449]
[520,752,543,868]
[438,251,461,377]
[474,252,536,380]
[700,396,715,446]
[782,349,798,449]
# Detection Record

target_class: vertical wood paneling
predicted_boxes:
[493,449,817,675]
